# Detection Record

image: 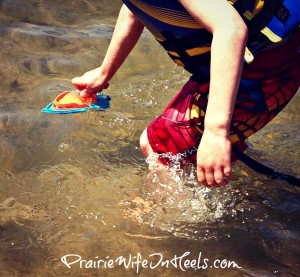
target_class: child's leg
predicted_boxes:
[140,128,154,158]
[141,79,206,165]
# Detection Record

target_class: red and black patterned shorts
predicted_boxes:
[147,29,300,165]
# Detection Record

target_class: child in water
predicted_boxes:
[72,0,300,188]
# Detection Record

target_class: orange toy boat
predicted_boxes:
[42,90,111,114]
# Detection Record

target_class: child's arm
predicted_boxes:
[72,5,144,97]
[179,0,248,187]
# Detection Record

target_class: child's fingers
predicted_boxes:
[79,89,91,98]
[71,77,87,90]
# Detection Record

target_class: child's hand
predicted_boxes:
[72,67,109,98]
[196,129,232,187]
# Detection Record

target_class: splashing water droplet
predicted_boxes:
[119,152,243,240]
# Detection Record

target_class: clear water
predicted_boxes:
[0,1,299,276]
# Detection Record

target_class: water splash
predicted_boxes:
[121,153,243,240]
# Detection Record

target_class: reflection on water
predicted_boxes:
[0,0,299,276]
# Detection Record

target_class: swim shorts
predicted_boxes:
[147,29,300,165]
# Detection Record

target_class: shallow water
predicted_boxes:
[0,1,300,276]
